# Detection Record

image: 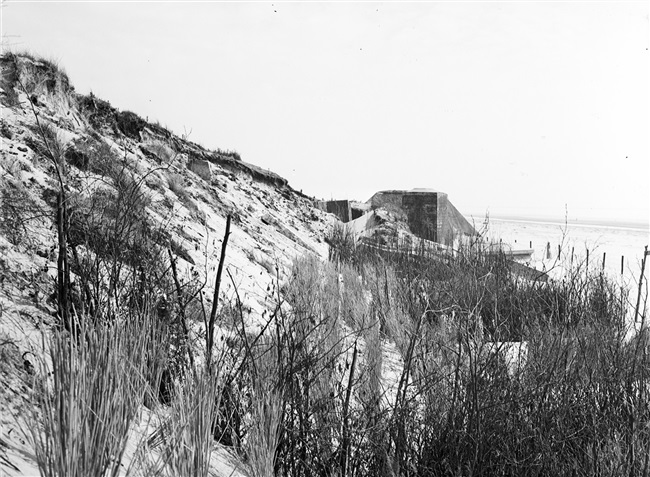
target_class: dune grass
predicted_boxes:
[27,313,164,477]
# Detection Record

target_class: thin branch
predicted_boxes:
[207,214,231,371]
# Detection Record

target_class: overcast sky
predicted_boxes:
[2,1,648,225]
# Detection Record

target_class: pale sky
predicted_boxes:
[2,1,649,225]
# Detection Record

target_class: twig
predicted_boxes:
[340,340,358,477]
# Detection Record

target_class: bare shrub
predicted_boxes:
[116,110,146,141]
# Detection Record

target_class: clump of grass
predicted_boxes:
[245,339,282,477]
[245,389,282,477]
[213,148,241,161]
[27,314,164,477]
[166,171,199,216]
[326,222,357,265]
[149,370,221,477]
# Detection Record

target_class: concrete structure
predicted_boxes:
[369,189,475,245]
[188,159,212,182]
[315,200,354,223]
[351,201,370,220]
[326,200,352,222]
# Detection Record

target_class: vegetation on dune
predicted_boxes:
[1,51,649,476]
[302,229,648,476]
[0,51,71,107]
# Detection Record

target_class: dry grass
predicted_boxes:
[241,337,282,477]
[152,370,221,477]
[300,236,650,476]
[245,384,282,477]
[26,313,164,477]
[166,170,200,217]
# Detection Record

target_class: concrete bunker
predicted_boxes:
[369,189,475,245]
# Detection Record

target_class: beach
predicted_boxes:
[475,216,649,288]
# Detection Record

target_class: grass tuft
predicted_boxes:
[27,313,164,477]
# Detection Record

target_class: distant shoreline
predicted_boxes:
[467,214,649,233]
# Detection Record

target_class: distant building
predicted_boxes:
[317,189,475,246]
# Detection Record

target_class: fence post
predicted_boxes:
[621,255,624,276]
[634,245,648,324]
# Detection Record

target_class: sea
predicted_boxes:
[471,216,650,291]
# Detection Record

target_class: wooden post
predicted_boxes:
[529,241,532,249]
[602,252,606,271]
[620,256,625,321]
[634,246,648,324]
[586,249,589,270]
[571,247,574,267]
[558,244,561,258]
[621,255,624,276]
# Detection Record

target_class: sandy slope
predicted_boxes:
[0,56,339,476]
[0,54,415,476]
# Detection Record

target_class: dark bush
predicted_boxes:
[78,93,118,133]
[115,110,146,141]
[64,146,89,170]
